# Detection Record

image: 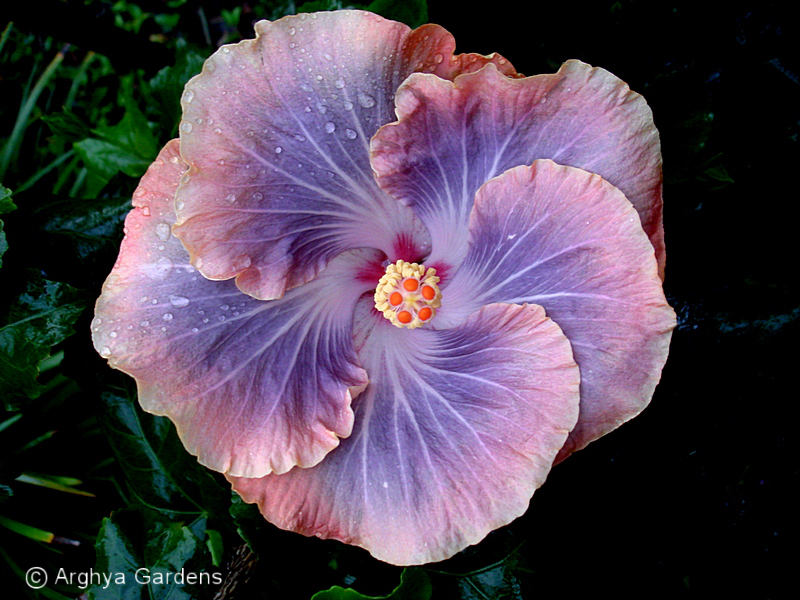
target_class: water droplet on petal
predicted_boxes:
[357,92,376,108]
[343,100,353,111]
[100,347,112,357]
[182,89,194,103]
[180,121,193,133]
[433,53,444,64]
[288,27,296,35]
[294,134,306,142]
[175,199,185,211]
[324,121,336,133]
[141,206,151,216]
[109,331,117,338]
[345,128,357,140]
[169,295,190,308]
[156,223,171,241]
[225,194,237,203]
[334,78,345,89]
[275,146,283,154]
[162,313,174,322]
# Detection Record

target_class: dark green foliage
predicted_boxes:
[0,273,84,407]
[92,505,218,600]
[96,380,229,520]
[311,568,432,600]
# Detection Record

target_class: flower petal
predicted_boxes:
[174,11,505,300]
[371,60,664,278]
[438,160,676,460]
[229,299,580,565]
[93,140,378,477]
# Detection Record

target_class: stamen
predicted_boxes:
[374,259,442,329]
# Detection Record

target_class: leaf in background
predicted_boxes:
[93,505,217,600]
[42,110,92,144]
[40,195,131,264]
[312,568,432,600]
[97,379,229,520]
[74,85,160,198]
[147,47,206,136]
[455,560,525,600]
[0,272,84,408]
[364,0,428,28]
[0,185,15,268]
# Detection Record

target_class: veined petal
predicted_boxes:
[229,299,580,565]
[371,60,665,278]
[93,140,377,477]
[174,11,507,300]
[438,160,676,460]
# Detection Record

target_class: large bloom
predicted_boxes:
[92,11,675,565]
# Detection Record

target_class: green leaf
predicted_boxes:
[97,379,229,519]
[74,87,160,197]
[147,48,206,136]
[0,273,84,408]
[92,505,217,600]
[40,195,131,264]
[365,0,428,28]
[0,186,15,214]
[0,186,14,269]
[42,110,91,144]
[311,568,432,600]
[0,220,7,269]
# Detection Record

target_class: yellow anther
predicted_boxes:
[374,260,442,329]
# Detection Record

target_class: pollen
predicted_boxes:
[374,260,442,329]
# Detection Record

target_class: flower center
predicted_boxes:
[374,260,442,329]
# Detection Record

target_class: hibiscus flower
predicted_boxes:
[92,10,675,565]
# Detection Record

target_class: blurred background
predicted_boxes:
[0,1,796,598]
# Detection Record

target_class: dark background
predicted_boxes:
[1,1,796,598]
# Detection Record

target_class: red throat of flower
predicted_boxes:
[374,260,442,329]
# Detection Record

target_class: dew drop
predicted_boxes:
[324,121,336,133]
[182,89,194,103]
[213,127,222,134]
[334,78,345,89]
[191,327,199,333]
[275,146,283,154]
[253,192,264,201]
[294,134,306,142]
[155,223,171,241]
[169,295,190,308]
[433,53,444,64]
[220,304,230,311]
[100,347,112,357]
[225,193,237,203]
[175,199,185,211]
[162,313,174,322]
[345,128,357,140]
[180,121,193,133]
[357,92,376,108]
[288,27,296,35]
[140,320,150,327]
[144,256,174,280]
[323,53,333,61]
[141,206,151,216]
[134,188,147,198]
[343,100,353,111]
[109,331,117,338]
